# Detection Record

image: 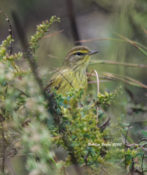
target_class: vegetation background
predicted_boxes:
[0,0,147,175]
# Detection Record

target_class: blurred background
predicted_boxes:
[0,0,147,173]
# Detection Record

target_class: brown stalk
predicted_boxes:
[43,30,64,39]
[0,120,7,173]
[103,72,147,89]
[12,11,83,175]
[87,72,147,89]
[65,0,81,45]
[91,60,147,68]
[77,37,123,43]
[117,34,147,50]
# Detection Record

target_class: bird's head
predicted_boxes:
[64,46,98,70]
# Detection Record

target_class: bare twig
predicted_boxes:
[123,125,130,169]
[122,125,147,173]
[125,87,135,103]
[83,149,89,166]
[43,30,64,39]
[117,34,147,50]
[12,11,83,175]
[103,72,147,89]
[77,37,124,43]
[91,60,147,68]
[130,158,135,175]
[94,70,100,95]
[65,0,81,45]
[5,15,13,55]
[99,117,111,132]
[12,11,46,97]
[87,72,147,89]
[141,153,144,174]
[0,11,13,54]
[88,80,111,83]
[57,70,73,88]
[0,120,7,173]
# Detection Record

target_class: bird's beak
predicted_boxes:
[89,50,98,55]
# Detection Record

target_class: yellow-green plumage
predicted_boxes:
[48,67,87,94]
[46,46,97,95]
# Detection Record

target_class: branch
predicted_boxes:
[65,0,81,45]
[0,11,13,54]
[12,11,83,175]
[12,11,46,97]
[102,72,147,89]
[0,119,7,173]
[99,117,111,132]
[94,70,100,95]
[5,15,13,55]
[91,60,147,69]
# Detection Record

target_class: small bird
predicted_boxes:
[45,46,98,95]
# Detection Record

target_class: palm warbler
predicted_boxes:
[46,46,98,95]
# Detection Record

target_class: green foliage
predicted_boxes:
[0,35,12,58]
[50,88,145,173]
[29,16,60,53]
[22,121,61,175]
[54,89,104,166]
[0,17,61,175]
[97,88,121,109]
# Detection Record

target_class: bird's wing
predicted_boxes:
[45,68,73,94]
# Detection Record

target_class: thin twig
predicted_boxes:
[141,153,144,174]
[88,72,147,89]
[124,125,130,169]
[0,11,13,54]
[5,15,13,55]
[117,34,147,50]
[88,80,111,83]
[99,117,111,132]
[94,70,100,95]
[130,158,135,175]
[91,60,147,68]
[0,121,7,173]
[12,11,83,175]
[12,12,46,97]
[77,37,124,43]
[103,72,147,89]
[57,70,73,88]
[65,0,81,45]
[43,30,64,39]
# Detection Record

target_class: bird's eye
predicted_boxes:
[75,52,85,56]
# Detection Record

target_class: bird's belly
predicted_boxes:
[59,75,87,93]
[72,71,87,89]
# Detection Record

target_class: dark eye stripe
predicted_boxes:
[75,52,85,56]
